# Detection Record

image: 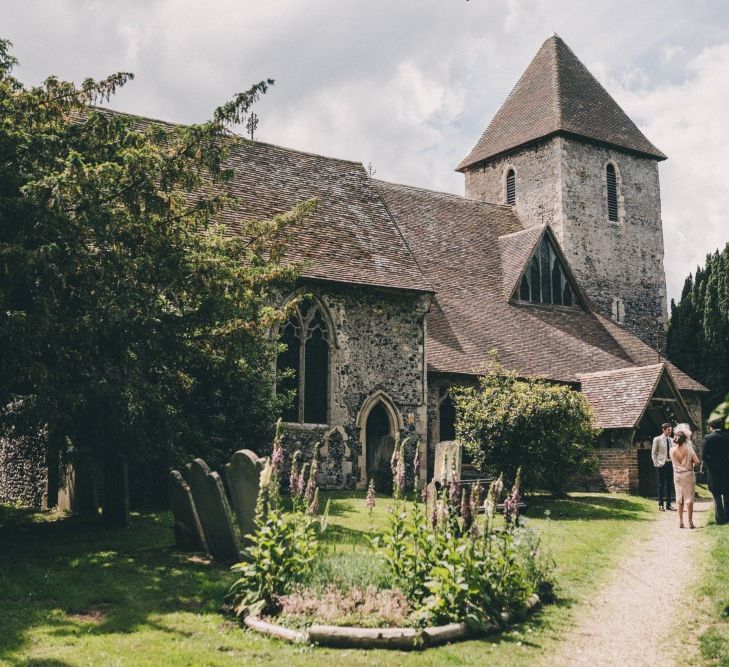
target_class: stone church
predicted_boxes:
[252,35,706,494]
[0,36,708,505]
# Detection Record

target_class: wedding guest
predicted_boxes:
[703,416,729,525]
[652,423,674,511]
[671,430,700,529]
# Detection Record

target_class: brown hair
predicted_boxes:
[674,432,687,445]
[661,423,672,431]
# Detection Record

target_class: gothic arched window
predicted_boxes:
[606,163,619,222]
[276,298,331,424]
[515,235,578,308]
[506,168,516,205]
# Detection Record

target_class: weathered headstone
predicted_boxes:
[433,440,461,483]
[225,449,263,542]
[183,458,240,562]
[169,469,207,552]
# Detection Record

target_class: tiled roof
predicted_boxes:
[217,139,432,292]
[578,363,697,429]
[497,225,545,300]
[578,364,665,429]
[592,313,708,393]
[82,109,433,294]
[373,180,702,393]
[457,35,666,171]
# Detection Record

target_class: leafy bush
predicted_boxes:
[453,357,598,495]
[228,424,320,617]
[376,471,553,629]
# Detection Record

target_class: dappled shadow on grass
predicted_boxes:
[0,511,234,660]
[526,494,653,522]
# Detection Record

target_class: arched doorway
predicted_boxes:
[365,402,395,482]
[356,391,404,489]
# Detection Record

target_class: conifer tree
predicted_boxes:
[667,243,729,416]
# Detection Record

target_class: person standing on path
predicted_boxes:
[703,416,729,525]
[671,430,700,529]
[652,423,675,511]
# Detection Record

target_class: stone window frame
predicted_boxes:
[355,390,404,489]
[276,290,337,426]
[503,165,517,205]
[611,296,625,324]
[514,233,579,309]
[603,159,625,225]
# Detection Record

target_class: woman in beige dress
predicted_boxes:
[670,430,700,528]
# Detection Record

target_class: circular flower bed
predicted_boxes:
[226,423,553,649]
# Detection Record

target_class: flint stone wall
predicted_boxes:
[281,283,429,488]
[464,135,667,350]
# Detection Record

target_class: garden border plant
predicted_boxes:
[226,427,553,650]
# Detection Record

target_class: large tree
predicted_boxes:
[667,243,729,416]
[0,40,313,524]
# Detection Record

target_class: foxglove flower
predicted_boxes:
[366,479,376,514]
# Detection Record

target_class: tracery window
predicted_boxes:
[276,300,331,424]
[606,163,619,222]
[506,168,516,205]
[516,235,575,307]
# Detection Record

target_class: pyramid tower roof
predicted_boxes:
[457,35,666,171]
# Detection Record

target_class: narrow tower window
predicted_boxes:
[506,168,516,205]
[606,163,618,222]
[611,297,625,323]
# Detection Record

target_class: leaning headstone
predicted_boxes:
[225,449,263,542]
[433,440,462,483]
[183,458,240,562]
[169,470,207,552]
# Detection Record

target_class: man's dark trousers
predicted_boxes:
[657,463,673,507]
[713,490,729,525]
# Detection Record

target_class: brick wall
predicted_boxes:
[574,448,640,494]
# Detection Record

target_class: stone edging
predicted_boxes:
[243,593,540,650]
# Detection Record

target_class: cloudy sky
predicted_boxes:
[2,0,728,303]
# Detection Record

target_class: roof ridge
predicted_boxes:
[373,178,514,210]
[90,105,364,167]
[578,362,664,378]
[551,36,565,129]
[497,223,547,241]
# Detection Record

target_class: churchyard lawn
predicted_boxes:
[695,486,729,666]
[0,492,654,666]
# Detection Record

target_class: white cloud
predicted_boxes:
[1,0,728,302]
[611,44,729,301]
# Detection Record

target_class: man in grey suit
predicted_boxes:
[652,423,675,511]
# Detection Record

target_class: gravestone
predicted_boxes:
[183,458,240,562]
[225,449,263,542]
[433,440,462,483]
[169,469,207,552]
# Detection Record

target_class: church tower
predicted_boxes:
[458,35,668,349]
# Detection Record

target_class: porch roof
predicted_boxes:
[578,363,695,431]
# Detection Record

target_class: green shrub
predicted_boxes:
[376,473,553,629]
[453,357,598,495]
[227,424,320,617]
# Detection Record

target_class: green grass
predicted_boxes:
[0,491,655,666]
[697,487,729,666]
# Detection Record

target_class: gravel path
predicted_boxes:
[546,496,713,667]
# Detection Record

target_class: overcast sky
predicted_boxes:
[2,0,728,303]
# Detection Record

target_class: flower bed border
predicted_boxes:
[242,593,540,651]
